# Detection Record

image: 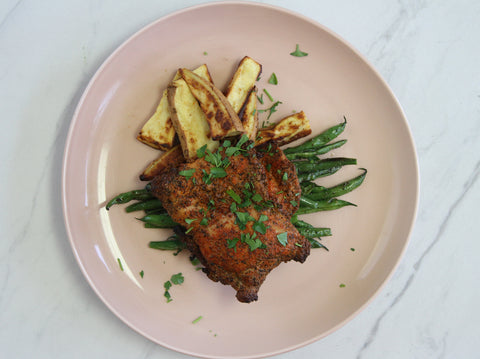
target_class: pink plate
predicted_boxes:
[62,2,419,358]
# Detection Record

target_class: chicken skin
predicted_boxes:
[150,143,310,302]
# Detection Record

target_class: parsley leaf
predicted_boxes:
[268,73,278,85]
[251,193,263,203]
[210,167,227,178]
[171,273,184,285]
[253,221,267,235]
[200,217,208,226]
[243,233,266,251]
[227,237,239,251]
[185,218,197,225]
[196,145,207,158]
[179,169,196,179]
[226,189,242,204]
[277,232,288,246]
[290,44,308,57]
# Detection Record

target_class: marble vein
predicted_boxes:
[0,0,24,32]
[356,159,480,359]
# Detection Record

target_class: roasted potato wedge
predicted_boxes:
[224,56,262,114]
[180,68,245,140]
[137,64,213,150]
[240,87,258,141]
[255,111,311,147]
[140,145,184,181]
[168,78,219,161]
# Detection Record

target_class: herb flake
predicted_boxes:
[290,44,308,57]
[192,316,203,324]
[277,232,288,246]
[268,73,278,85]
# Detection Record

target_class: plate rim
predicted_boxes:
[61,1,420,358]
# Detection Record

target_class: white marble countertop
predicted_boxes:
[1,0,479,358]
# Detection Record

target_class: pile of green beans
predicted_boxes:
[105,118,367,251]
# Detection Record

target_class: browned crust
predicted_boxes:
[180,68,245,139]
[139,145,185,181]
[255,111,312,147]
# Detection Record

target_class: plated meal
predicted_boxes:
[62,3,418,357]
[106,56,367,303]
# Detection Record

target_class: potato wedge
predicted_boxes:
[240,87,258,141]
[168,78,219,161]
[224,56,262,114]
[137,64,213,150]
[140,145,184,181]
[180,68,245,140]
[255,111,311,147]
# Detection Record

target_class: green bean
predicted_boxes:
[292,216,314,228]
[296,198,356,214]
[283,117,346,154]
[125,199,164,213]
[138,214,177,228]
[297,166,342,182]
[149,239,186,251]
[106,189,154,210]
[300,181,325,195]
[144,208,167,215]
[295,157,357,173]
[305,169,367,201]
[297,227,332,238]
[308,238,329,250]
[286,140,347,160]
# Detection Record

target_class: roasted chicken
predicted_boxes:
[150,142,310,302]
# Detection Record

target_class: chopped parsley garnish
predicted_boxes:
[200,217,208,226]
[164,281,173,302]
[179,169,196,180]
[252,220,267,234]
[242,232,266,251]
[258,100,282,119]
[257,93,264,104]
[117,258,124,271]
[227,237,240,252]
[251,193,263,203]
[295,243,303,247]
[210,167,227,178]
[290,44,308,57]
[277,232,288,246]
[197,144,207,158]
[268,73,278,85]
[266,163,272,171]
[190,257,200,266]
[226,189,242,204]
[282,172,288,181]
[350,248,356,252]
[185,218,197,225]
[263,89,274,102]
[171,272,184,285]
[139,270,144,278]
[192,316,203,324]
[289,200,298,207]
[203,51,208,55]
[339,283,346,288]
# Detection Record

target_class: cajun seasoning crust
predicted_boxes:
[256,143,300,217]
[150,147,310,303]
[255,111,312,147]
[180,68,245,139]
